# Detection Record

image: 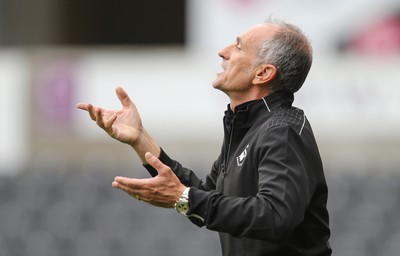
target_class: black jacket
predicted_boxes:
[146,91,332,256]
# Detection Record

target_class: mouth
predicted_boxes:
[220,62,227,71]
[216,71,225,77]
[217,63,226,75]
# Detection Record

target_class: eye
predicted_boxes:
[234,37,242,51]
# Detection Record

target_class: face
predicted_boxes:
[212,24,278,97]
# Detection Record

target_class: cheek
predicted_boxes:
[229,59,252,75]
[229,67,252,84]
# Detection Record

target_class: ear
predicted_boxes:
[252,64,277,85]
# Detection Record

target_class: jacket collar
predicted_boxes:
[261,90,294,112]
[224,91,294,128]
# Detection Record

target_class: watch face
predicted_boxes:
[176,201,189,215]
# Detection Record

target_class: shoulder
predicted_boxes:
[264,107,306,135]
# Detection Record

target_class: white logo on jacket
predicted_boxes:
[236,145,249,166]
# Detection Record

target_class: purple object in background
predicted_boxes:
[36,60,76,127]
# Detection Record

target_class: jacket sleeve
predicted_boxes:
[186,125,316,242]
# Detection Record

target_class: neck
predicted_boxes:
[229,91,272,111]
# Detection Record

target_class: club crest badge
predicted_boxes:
[236,145,249,166]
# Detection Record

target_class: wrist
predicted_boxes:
[175,187,190,215]
[131,130,161,163]
[174,187,205,223]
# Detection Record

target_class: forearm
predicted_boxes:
[130,128,161,164]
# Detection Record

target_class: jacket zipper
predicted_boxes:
[223,116,236,178]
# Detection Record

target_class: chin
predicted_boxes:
[212,79,221,89]
[213,82,225,91]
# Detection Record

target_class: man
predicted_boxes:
[77,19,332,256]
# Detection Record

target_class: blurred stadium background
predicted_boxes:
[1,0,400,255]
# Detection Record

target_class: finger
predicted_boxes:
[77,103,97,121]
[114,176,144,188]
[104,112,117,130]
[94,107,105,128]
[116,87,133,108]
[87,104,97,121]
[113,179,150,202]
[76,103,89,110]
[145,152,168,175]
[111,181,119,188]
[112,181,137,197]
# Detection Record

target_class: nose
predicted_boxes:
[218,43,234,60]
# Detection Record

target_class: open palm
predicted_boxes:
[76,87,143,146]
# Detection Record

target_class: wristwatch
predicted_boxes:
[175,187,190,215]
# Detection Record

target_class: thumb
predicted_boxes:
[145,152,167,175]
[115,86,133,108]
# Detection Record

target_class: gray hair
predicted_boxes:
[252,18,313,93]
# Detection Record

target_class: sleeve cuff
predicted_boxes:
[186,187,210,226]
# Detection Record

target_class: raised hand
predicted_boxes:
[76,87,160,162]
